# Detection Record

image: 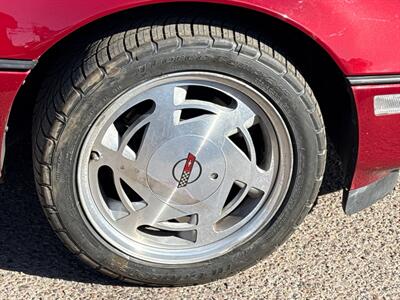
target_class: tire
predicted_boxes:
[32,14,326,286]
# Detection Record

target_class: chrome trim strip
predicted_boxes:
[348,75,400,85]
[0,59,37,70]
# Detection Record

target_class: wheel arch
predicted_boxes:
[7,2,356,200]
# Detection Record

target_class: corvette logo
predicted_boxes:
[177,153,197,188]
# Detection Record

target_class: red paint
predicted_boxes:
[0,71,30,177]
[0,0,400,75]
[351,84,400,189]
[183,153,196,174]
[177,153,197,187]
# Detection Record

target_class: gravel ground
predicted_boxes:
[0,138,399,300]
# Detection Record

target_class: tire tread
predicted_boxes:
[32,14,326,285]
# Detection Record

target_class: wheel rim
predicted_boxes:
[77,72,293,264]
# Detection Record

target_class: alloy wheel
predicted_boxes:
[77,72,293,264]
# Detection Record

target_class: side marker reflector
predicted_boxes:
[374,94,400,116]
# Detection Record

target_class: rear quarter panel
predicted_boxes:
[1,0,400,75]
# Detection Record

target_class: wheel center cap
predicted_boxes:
[147,135,226,205]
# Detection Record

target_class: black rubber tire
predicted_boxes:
[32,14,326,286]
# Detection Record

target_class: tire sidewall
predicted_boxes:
[52,47,320,284]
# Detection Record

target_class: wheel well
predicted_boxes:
[7,2,355,192]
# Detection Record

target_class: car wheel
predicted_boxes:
[32,15,326,286]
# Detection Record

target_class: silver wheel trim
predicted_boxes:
[77,72,293,264]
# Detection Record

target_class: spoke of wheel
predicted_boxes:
[113,175,137,213]
[115,194,191,235]
[133,86,182,169]
[118,113,154,152]
[101,123,119,152]
[217,183,248,219]
[221,129,274,192]
[90,143,134,170]
[176,101,226,115]
[252,165,275,192]
[222,138,253,184]
[185,180,238,244]
[221,102,257,136]
[196,179,235,215]
[155,220,197,231]
[116,163,151,202]
[194,222,220,245]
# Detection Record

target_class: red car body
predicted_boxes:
[1,0,400,212]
